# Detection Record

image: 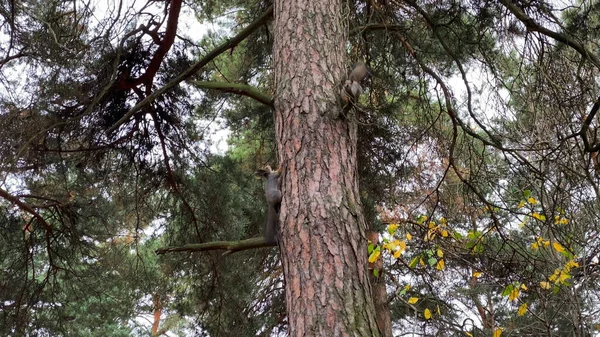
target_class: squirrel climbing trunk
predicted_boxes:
[257,165,283,245]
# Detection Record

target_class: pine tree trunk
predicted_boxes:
[273,1,382,336]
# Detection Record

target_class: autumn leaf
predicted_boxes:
[518,303,527,316]
[518,200,526,208]
[527,197,537,204]
[532,213,546,221]
[552,242,565,253]
[473,271,482,278]
[493,328,502,337]
[565,260,579,270]
[520,283,528,291]
[406,233,413,240]
[436,259,445,270]
[368,250,380,263]
[424,308,431,319]
[408,297,419,304]
[436,248,443,258]
[540,281,551,289]
[441,229,449,237]
[509,288,520,301]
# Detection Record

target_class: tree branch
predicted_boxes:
[155,237,276,255]
[137,0,182,90]
[106,5,274,134]
[350,23,408,37]
[498,0,600,69]
[192,81,273,107]
[0,187,53,233]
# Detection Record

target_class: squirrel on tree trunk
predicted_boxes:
[256,165,283,245]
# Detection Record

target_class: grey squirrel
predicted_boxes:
[341,63,371,113]
[256,165,283,245]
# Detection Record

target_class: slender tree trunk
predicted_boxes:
[367,231,393,337]
[273,1,382,336]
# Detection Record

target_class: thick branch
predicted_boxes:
[192,81,273,107]
[155,237,276,255]
[106,5,274,134]
[137,0,182,89]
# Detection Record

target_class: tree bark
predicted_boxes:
[273,1,382,336]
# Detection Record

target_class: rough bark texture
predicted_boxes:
[273,1,382,336]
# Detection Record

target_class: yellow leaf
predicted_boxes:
[405,285,411,291]
[532,213,546,221]
[388,223,399,232]
[560,218,569,225]
[437,305,441,315]
[383,240,399,251]
[428,221,436,229]
[554,215,560,224]
[518,303,527,316]
[408,297,419,304]
[441,229,449,237]
[553,242,565,253]
[465,332,473,337]
[393,249,403,259]
[558,271,570,283]
[531,242,539,250]
[528,197,536,204]
[520,283,528,291]
[518,200,526,208]
[473,271,482,278]
[436,259,445,270]
[509,288,520,301]
[424,308,431,319]
[436,248,444,258]
[406,233,413,240]
[543,240,550,247]
[493,328,502,337]
[565,260,579,270]
[368,250,380,263]
[419,258,425,266]
[540,281,551,289]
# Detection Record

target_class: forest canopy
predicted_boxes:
[1,0,600,336]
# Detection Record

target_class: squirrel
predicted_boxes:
[256,165,283,245]
[341,63,371,114]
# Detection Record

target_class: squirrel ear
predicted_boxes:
[256,165,274,177]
